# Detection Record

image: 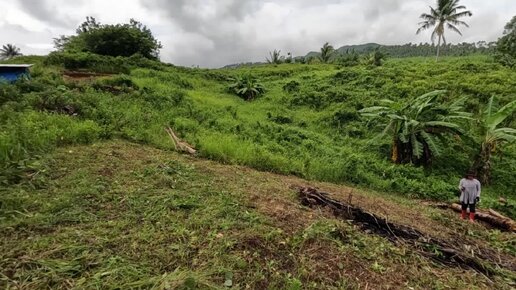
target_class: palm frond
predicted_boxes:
[358,106,389,113]
[424,121,461,129]
[449,11,473,19]
[411,134,423,158]
[486,99,516,130]
[421,131,441,156]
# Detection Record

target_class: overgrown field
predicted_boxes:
[1,55,515,217]
[1,141,514,289]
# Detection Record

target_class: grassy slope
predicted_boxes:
[2,56,515,213]
[131,56,516,212]
[1,140,515,289]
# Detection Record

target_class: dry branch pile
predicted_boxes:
[298,187,515,276]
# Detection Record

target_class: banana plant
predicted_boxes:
[228,75,265,101]
[471,97,516,184]
[360,90,471,166]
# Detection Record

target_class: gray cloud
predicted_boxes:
[15,0,77,27]
[0,23,54,54]
[2,0,515,67]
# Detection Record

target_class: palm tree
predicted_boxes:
[0,44,22,60]
[365,47,387,66]
[320,42,335,63]
[416,0,472,61]
[471,97,516,185]
[360,90,471,166]
[267,49,282,64]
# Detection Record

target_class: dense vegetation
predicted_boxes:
[1,53,515,218]
[496,16,516,67]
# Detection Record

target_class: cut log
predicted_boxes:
[488,209,509,220]
[449,203,516,232]
[164,127,197,155]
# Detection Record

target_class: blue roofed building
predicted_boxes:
[0,64,33,82]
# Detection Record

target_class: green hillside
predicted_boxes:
[306,43,381,57]
[304,42,494,60]
[1,53,516,288]
[2,55,515,214]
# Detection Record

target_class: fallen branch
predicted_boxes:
[164,127,197,155]
[298,187,515,276]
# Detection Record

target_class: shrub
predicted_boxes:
[282,80,300,93]
[45,52,131,74]
[228,75,265,101]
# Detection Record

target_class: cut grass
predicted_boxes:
[1,140,514,289]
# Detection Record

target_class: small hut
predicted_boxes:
[0,64,33,82]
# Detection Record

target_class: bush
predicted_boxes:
[282,80,300,93]
[56,17,161,59]
[91,75,139,94]
[45,52,131,74]
[228,75,265,101]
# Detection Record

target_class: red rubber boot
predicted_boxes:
[469,212,475,223]
[461,210,467,219]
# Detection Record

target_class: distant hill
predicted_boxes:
[305,42,495,60]
[224,42,495,68]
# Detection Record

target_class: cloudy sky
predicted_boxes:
[1,0,514,67]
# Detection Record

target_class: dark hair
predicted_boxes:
[465,171,476,178]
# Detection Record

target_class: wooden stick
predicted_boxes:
[164,127,197,155]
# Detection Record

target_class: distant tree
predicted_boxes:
[471,97,516,185]
[267,49,282,64]
[54,17,162,60]
[360,90,470,166]
[228,75,265,101]
[365,47,387,66]
[0,44,22,60]
[336,52,360,67]
[496,16,516,67]
[416,0,472,61]
[319,42,335,63]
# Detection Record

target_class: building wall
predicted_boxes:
[0,68,30,82]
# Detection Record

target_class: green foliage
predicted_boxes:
[335,52,360,67]
[360,90,471,165]
[496,16,516,67]
[325,42,495,59]
[55,17,162,59]
[319,42,335,63]
[471,96,516,184]
[282,80,300,93]
[45,52,131,73]
[228,75,265,100]
[1,55,515,209]
[364,47,387,66]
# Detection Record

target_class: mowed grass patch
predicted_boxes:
[1,140,513,289]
